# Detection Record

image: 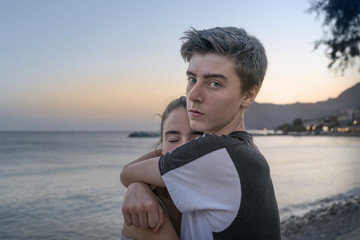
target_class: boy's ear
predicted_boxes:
[241,86,259,108]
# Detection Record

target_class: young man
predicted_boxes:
[121,27,280,239]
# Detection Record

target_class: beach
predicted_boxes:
[281,188,360,240]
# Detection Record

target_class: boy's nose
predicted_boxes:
[187,83,203,103]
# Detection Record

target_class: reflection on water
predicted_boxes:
[0,132,158,240]
[255,136,360,214]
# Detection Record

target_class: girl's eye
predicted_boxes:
[167,136,180,143]
[210,81,221,88]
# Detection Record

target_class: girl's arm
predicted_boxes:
[122,193,179,240]
[123,149,162,169]
[120,156,165,188]
[120,152,166,231]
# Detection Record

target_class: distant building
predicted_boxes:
[337,108,360,126]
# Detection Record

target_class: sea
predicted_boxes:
[0,131,359,240]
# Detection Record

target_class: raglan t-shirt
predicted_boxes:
[158,131,280,240]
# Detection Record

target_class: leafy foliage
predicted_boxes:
[308,0,360,73]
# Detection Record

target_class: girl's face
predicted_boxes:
[161,108,202,155]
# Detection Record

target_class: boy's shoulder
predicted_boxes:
[159,131,258,175]
[194,131,252,145]
[172,131,253,156]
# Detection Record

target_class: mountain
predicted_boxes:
[244,82,360,129]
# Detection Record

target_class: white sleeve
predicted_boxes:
[161,148,241,215]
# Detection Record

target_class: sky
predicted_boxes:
[1,0,359,131]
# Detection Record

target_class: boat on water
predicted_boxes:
[128,131,160,137]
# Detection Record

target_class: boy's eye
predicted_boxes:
[188,77,197,84]
[210,81,221,88]
[168,139,179,143]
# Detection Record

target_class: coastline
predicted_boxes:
[281,188,360,240]
[248,130,360,137]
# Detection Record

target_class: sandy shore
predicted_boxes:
[281,189,360,240]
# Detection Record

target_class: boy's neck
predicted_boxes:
[211,119,246,136]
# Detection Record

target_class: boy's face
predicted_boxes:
[186,53,248,135]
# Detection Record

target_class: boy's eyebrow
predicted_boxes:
[165,130,181,135]
[186,70,196,76]
[186,71,227,80]
[204,73,228,80]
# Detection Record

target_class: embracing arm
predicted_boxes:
[120,153,166,232]
[123,149,162,169]
[120,156,166,188]
[120,149,162,187]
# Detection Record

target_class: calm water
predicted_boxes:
[0,132,359,239]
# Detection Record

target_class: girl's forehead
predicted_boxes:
[163,108,188,128]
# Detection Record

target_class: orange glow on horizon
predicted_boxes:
[20,75,187,119]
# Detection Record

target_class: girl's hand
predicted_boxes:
[122,182,164,232]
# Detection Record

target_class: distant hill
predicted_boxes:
[244,82,360,129]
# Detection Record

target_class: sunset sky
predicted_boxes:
[1,0,359,131]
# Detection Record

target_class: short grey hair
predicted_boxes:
[180,27,267,94]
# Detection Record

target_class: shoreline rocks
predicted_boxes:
[281,193,360,240]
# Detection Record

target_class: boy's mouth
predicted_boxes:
[188,109,204,117]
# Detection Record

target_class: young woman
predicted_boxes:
[121,96,202,240]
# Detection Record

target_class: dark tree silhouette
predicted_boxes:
[292,118,305,132]
[308,0,360,73]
